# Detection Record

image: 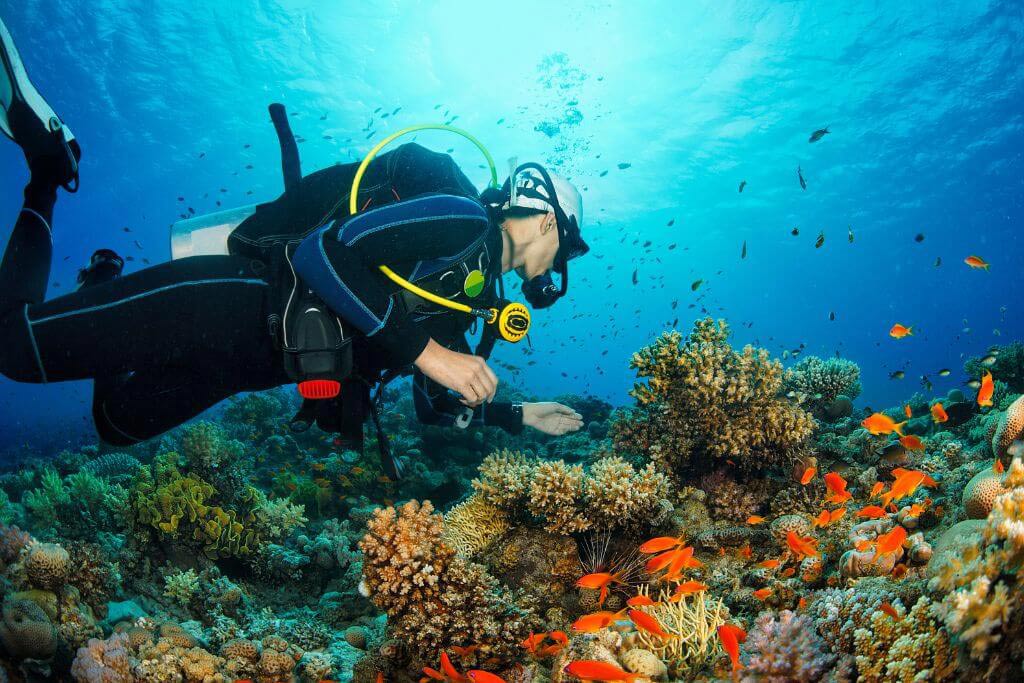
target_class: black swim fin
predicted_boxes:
[0,16,80,190]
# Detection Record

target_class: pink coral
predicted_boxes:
[71,633,134,683]
[742,610,835,681]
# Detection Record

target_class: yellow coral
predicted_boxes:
[473,449,536,507]
[528,461,591,533]
[852,596,957,682]
[442,494,512,557]
[630,587,728,678]
[934,457,1024,660]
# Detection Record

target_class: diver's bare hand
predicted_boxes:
[414,338,498,406]
[523,402,583,436]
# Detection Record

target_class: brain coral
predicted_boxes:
[359,500,536,667]
[23,541,71,590]
[963,469,1008,519]
[0,595,58,661]
[992,394,1024,461]
[617,318,815,476]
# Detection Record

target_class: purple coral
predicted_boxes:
[741,610,836,682]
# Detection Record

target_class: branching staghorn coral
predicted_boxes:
[630,587,727,678]
[471,451,670,534]
[358,500,537,667]
[614,318,815,477]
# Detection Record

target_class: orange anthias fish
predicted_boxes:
[467,672,507,683]
[904,404,913,418]
[881,469,935,509]
[870,482,886,497]
[451,645,480,658]
[563,661,640,683]
[627,595,657,608]
[862,412,906,436]
[752,588,772,600]
[800,466,816,485]
[931,402,949,423]
[978,371,995,407]
[440,653,468,683]
[740,544,753,560]
[781,566,796,577]
[824,472,853,504]
[572,610,625,633]
[829,507,847,523]
[521,633,546,654]
[378,673,386,683]
[628,609,673,639]
[638,536,684,554]
[871,525,908,561]
[891,563,909,580]
[879,602,902,621]
[889,323,914,339]
[757,559,781,569]
[671,581,709,600]
[899,435,926,452]
[746,515,766,525]
[576,571,623,606]
[717,624,747,674]
[786,531,819,560]
[964,255,990,270]
[995,459,1005,474]
[812,510,830,528]
[645,545,695,573]
[663,547,704,581]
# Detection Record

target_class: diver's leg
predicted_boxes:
[93,367,280,446]
[0,255,273,383]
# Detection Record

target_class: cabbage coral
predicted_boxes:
[614,318,815,476]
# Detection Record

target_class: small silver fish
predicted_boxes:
[966,379,982,389]
[981,355,998,366]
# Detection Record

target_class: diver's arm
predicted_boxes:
[292,194,490,365]
[412,365,523,434]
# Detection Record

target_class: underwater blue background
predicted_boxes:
[0,0,1021,453]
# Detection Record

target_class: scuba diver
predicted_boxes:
[0,18,588,478]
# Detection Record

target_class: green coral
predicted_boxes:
[131,466,260,559]
[22,469,128,537]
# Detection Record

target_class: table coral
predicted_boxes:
[359,500,537,667]
[617,318,815,476]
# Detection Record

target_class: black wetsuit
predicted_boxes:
[0,144,523,445]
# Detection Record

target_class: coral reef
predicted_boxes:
[5,316,1024,682]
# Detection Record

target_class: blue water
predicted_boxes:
[1,1,1022,452]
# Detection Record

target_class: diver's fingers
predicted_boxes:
[477,359,498,402]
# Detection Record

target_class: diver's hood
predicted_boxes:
[170,204,256,259]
